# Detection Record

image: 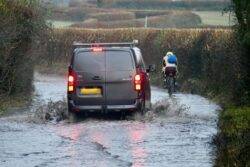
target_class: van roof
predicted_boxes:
[72,41,139,50]
[74,47,133,54]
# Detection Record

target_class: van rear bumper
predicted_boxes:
[68,99,141,112]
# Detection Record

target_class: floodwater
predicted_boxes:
[0,73,220,167]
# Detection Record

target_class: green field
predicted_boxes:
[193,11,234,26]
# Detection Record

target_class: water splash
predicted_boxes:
[30,100,68,124]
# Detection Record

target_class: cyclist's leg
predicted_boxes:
[164,74,168,89]
[164,67,169,89]
[173,67,177,92]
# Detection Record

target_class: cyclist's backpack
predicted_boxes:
[168,55,177,64]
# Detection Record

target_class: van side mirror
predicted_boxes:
[146,64,156,73]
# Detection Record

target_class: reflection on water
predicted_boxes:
[56,124,84,167]
[54,121,149,167]
[57,123,83,141]
[127,123,148,167]
[91,131,109,148]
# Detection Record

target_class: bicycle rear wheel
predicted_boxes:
[168,77,174,96]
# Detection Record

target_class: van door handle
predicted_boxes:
[92,76,101,80]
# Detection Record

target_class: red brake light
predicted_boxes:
[135,74,141,81]
[134,74,142,91]
[68,75,74,83]
[92,47,103,52]
[68,69,77,93]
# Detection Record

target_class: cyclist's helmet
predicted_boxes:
[166,52,173,56]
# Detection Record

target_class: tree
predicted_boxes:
[0,0,47,96]
[231,0,250,104]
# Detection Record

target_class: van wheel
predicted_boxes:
[68,111,78,123]
[120,111,126,120]
[139,101,146,115]
[67,105,78,122]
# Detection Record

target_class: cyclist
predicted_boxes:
[162,52,178,89]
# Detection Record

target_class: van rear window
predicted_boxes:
[74,50,134,71]
[106,51,134,71]
[74,52,105,72]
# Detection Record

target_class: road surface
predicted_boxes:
[0,73,219,167]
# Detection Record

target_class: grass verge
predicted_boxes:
[0,94,31,116]
[35,62,68,76]
[214,107,250,166]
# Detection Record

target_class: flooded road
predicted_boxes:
[0,73,219,167]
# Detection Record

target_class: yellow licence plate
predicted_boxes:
[81,88,101,95]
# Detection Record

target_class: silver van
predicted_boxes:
[67,41,154,117]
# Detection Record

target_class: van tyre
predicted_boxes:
[68,111,78,122]
[139,101,146,115]
[120,111,126,120]
[67,104,78,122]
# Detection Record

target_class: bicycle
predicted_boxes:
[163,70,176,96]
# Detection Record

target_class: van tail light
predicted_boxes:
[134,74,142,91]
[92,47,103,52]
[68,68,77,93]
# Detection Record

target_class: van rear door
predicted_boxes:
[105,50,138,106]
[73,51,106,106]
